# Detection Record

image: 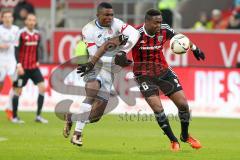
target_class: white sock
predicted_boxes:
[74,103,92,133]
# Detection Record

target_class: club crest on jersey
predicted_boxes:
[35,35,39,40]
[158,36,163,42]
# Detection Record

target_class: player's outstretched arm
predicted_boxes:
[189,42,205,61]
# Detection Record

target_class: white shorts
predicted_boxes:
[0,62,16,82]
[83,63,114,101]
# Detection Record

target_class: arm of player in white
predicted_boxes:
[120,25,140,54]
[90,26,140,65]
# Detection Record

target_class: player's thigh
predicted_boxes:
[29,68,44,86]
[168,90,189,111]
[135,75,159,98]
[157,69,183,97]
[13,72,29,90]
[37,82,46,94]
[0,67,7,90]
[85,80,101,98]
[145,95,164,112]
[83,69,101,97]
[96,69,114,102]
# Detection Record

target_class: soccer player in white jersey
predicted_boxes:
[0,11,19,120]
[63,2,140,146]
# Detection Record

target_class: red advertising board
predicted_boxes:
[1,65,239,118]
[53,30,240,67]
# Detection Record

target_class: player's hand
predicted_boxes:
[36,62,40,67]
[192,47,205,61]
[119,34,129,45]
[77,62,94,77]
[115,51,132,67]
[17,64,24,75]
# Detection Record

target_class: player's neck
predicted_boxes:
[143,25,155,37]
[3,24,11,29]
[27,28,34,32]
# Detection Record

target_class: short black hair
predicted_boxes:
[97,2,113,13]
[145,9,162,21]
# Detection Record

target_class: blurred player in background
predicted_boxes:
[78,9,205,151]
[0,11,19,120]
[63,2,139,146]
[11,14,47,124]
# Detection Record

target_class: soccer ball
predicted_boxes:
[170,34,190,54]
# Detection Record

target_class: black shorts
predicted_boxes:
[135,69,182,97]
[13,68,44,88]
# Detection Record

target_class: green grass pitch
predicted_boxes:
[0,112,240,160]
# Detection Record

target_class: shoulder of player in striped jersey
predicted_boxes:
[137,25,144,33]
[161,24,174,32]
[161,23,171,29]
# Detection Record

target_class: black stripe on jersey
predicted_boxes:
[146,36,150,73]
[139,32,144,74]
[153,34,157,75]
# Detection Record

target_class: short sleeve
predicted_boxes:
[81,26,97,56]
[161,24,175,40]
[113,18,129,33]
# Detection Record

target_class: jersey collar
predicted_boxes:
[24,27,36,35]
[143,24,155,38]
[95,19,104,29]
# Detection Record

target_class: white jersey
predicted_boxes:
[82,18,139,63]
[0,25,19,62]
[0,25,19,81]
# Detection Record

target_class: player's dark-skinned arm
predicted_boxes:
[77,34,129,77]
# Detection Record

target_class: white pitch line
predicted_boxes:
[0,137,8,142]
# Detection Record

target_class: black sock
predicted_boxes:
[37,94,44,116]
[179,110,190,140]
[12,95,19,118]
[155,111,178,142]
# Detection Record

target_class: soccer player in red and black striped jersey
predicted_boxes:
[131,9,204,151]
[79,9,205,151]
[11,14,48,124]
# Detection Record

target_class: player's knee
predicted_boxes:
[177,101,189,112]
[13,88,22,96]
[89,116,102,123]
[38,83,46,94]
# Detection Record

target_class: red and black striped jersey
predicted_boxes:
[132,24,175,76]
[16,27,41,69]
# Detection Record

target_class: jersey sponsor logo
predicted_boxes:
[139,45,162,50]
[25,41,38,46]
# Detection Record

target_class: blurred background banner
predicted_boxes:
[0,65,239,118]
[52,29,240,67]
